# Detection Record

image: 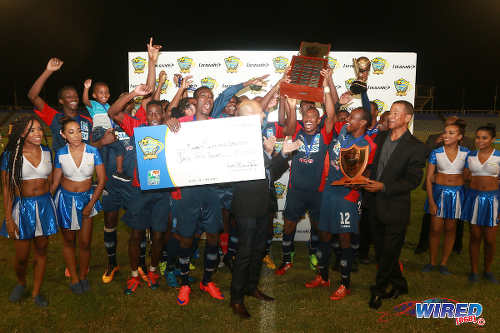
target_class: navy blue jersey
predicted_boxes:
[288,126,333,192]
[102,126,136,179]
[34,104,93,152]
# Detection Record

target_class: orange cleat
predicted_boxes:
[275,263,293,276]
[199,281,225,300]
[146,271,160,290]
[329,285,351,301]
[305,275,330,288]
[124,276,141,295]
[102,265,120,284]
[177,285,191,306]
[138,267,149,283]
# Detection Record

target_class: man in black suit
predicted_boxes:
[362,100,427,309]
[229,100,301,319]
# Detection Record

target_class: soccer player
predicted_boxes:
[52,118,106,294]
[0,117,58,307]
[306,107,376,300]
[275,68,336,276]
[462,124,499,283]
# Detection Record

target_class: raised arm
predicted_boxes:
[322,68,336,134]
[82,78,92,108]
[108,84,152,123]
[277,95,287,126]
[281,96,297,136]
[261,70,290,111]
[28,58,64,111]
[146,37,162,92]
[326,67,339,106]
[167,75,192,114]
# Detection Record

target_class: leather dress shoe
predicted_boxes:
[231,302,250,319]
[382,287,408,299]
[248,289,274,302]
[369,294,383,309]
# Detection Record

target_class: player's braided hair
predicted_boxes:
[2,116,37,198]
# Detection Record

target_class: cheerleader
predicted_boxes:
[0,117,58,307]
[462,124,499,283]
[423,120,469,274]
[51,118,105,293]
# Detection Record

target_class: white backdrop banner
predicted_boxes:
[128,50,417,241]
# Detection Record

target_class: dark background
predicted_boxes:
[1,0,499,109]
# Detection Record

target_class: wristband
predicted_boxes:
[324,87,331,93]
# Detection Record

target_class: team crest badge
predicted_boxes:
[132,57,147,74]
[327,57,338,70]
[138,137,164,160]
[177,57,194,73]
[394,78,410,96]
[224,56,241,73]
[371,57,388,74]
[201,77,217,90]
[272,56,289,73]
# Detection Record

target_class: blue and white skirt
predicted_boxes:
[461,189,499,227]
[0,193,58,240]
[54,187,102,231]
[424,184,464,219]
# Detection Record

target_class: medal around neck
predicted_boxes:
[331,144,370,185]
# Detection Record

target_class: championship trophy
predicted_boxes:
[331,145,370,185]
[280,41,331,103]
[349,57,371,94]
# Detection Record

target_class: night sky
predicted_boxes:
[2,1,499,109]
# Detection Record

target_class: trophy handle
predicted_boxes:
[352,58,359,78]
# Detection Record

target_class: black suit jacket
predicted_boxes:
[231,152,289,218]
[365,130,427,226]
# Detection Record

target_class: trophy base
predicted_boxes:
[331,175,369,186]
[349,81,367,95]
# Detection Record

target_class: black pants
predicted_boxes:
[370,216,408,296]
[359,207,372,259]
[230,214,269,304]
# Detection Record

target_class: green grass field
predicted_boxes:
[0,128,499,332]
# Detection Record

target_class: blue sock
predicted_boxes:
[202,244,219,285]
[227,235,238,258]
[340,247,353,288]
[139,238,147,271]
[317,241,332,281]
[282,231,295,263]
[178,246,192,286]
[351,233,360,260]
[166,237,179,272]
[104,228,117,267]
[309,228,319,256]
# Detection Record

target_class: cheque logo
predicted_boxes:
[371,57,388,74]
[138,137,164,160]
[394,78,411,96]
[345,78,355,91]
[177,57,194,73]
[373,99,386,114]
[274,182,287,198]
[272,56,289,73]
[224,56,242,73]
[327,57,339,70]
[201,77,217,90]
[147,170,160,186]
[155,78,170,94]
[131,57,147,74]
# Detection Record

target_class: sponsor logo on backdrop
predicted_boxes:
[394,78,411,96]
[274,182,287,199]
[273,219,283,239]
[272,56,289,73]
[368,85,391,91]
[147,170,160,186]
[224,56,242,73]
[157,63,175,69]
[201,77,217,90]
[138,137,164,160]
[345,78,355,91]
[246,62,269,68]
[198,62,222,68]
[132,57,147,74]
[392,64,416,70]
[177,57,194,73]
[371,57,388,74]
[343,63,354,69]
[327,57,339,70]
[373,99,386,114]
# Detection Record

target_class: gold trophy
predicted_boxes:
[349,57,371,94]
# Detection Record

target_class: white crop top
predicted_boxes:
[428,146,469,175]
[0,145,52,180]
[54,144,103,181]
[465,149,500,177]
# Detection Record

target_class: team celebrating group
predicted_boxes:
[1,38,497,318]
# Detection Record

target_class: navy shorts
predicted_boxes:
[93,126,125,156]
[172,186,222,238]
[121,187,171,232]
[102,179,134,212]
[283,188,322,222]
[214,186,233,210]
[318,187,362,234]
